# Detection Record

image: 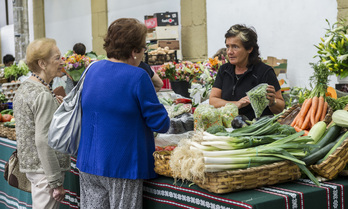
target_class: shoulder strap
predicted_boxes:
[74,60,98,91]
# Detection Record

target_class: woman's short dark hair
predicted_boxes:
[73,43,86,55]
[225,24,261,66]
[3,54,15,65]
[104,18,147,60]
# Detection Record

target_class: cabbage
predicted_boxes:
[193,104,222,130]
[219,103,239,128]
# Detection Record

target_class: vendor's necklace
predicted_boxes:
[31,73,56,98]
[235,74,242,81]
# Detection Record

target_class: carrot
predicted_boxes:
[293,125,302,133]
[303,130,309,136]
[301,108,312,130]
[297,98,312,128]
[310,96,318,126]
[291,112,300,127]
[315,96,325,123]
[320,101,328,121]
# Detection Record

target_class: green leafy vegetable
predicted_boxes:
[247,83,268,118]
[219,103,238,128]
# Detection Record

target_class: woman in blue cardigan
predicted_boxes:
[76,18,170,209]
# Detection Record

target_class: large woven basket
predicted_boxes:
[310,138,348,180]
[193,161,301,194]
[6,127,16,141]
[153,152,301,194]
[153,151,173,177]
[0,123,6,138]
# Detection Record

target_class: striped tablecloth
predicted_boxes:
[0,137,80,209]
[144,174,348,209]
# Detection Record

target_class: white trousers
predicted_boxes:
[26,172,65,209]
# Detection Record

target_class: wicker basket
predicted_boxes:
[310,138,348,180]
[0,123,6,138]
[277,104,301,125]
[339,169,348,176]
[153,151,173,177]
[2,126,9,138]
[193,161,301,194]
[6,127,16,141]
[153,152,301,194]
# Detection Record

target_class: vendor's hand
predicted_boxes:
[236,96,250,109]
[52,185,66,202]
[266,85,277,105]
[56,95,64,104]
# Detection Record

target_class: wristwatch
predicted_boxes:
[269,98,277,107]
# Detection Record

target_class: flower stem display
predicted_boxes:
[314,18,348,78]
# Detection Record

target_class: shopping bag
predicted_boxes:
[4,150,31,193]
[48,61,96,156]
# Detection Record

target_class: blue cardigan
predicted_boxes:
[76,60,170,179]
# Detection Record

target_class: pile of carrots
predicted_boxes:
[290,96,328,135]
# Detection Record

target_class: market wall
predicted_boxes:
[43,0,93,56]
[206,0,338,89]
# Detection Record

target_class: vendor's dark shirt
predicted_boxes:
[139,61,154,78]
[213,62,280,120]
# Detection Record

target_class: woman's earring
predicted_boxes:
[134,56,137,60]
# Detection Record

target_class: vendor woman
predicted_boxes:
[209,24,285,120]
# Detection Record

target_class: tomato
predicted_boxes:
[155,146,164,151]
[2,114,12,122]
[164,145,177,151]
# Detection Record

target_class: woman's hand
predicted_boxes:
[236,96,250,109]
[56,95,64,104]
[266,85,277,106]
[52,185,66,202]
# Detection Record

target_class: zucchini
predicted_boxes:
[332,110,348,127]
[1,109,13,115]
[318,131,348,163]
[3,121,15,128]
[308,121,327,144]
[315,124,342,148]
[306,124,341,155]
[303,140,338,165]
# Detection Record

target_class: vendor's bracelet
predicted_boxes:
[269,98,277,107]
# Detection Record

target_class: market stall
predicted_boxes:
[0,137,80,209]
[143,175,348,209]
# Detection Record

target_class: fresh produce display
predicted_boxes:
[169,114,321,186]
[290,63,331,133]
[246,83,269,118]
[326,95,348,111]
[4,60,30,80]
[0,93,8,104]
[193,103,239,130]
